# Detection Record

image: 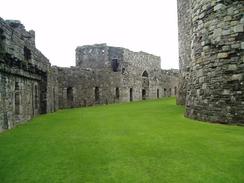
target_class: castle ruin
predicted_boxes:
[0,18,178,132]
[0,0,243,131]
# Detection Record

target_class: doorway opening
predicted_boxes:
[130,88,133,102]
[142,89,146,100]
[95,87,99,103]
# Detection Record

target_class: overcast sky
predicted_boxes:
[1,0,179,69]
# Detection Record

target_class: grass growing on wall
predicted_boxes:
[0,98,244,183]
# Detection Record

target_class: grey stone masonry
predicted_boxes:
[0,18,58,132]
[0,18,179,132]
[59,44,178,108]
[177,0,244,124]
[177,0,192,105]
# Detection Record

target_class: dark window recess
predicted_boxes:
[164,88,167,96]
[15,82,20,115]
[0,28,5,40]
[111,59,119,72]
[142,71,149,77]
[34,85,38,109]
[115,87,120,99]
[15,82,19,90]
[157,89,160,98]
[95,87,99,102]
[142,89,146,100]
[130,88,133,102]
[122,68,126,74]
[24,46,31,60]
[67,87,73,103]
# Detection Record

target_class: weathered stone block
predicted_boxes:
[217,53,228,59]
[214,4,226,11]
[228,65,237,71]
[230,74,243,81]
[222,89,230,95]
[234,25,244,33]
[241,42,244,50]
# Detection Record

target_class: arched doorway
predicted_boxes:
[142,70,149,100]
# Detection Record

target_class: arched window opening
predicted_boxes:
[142,70,149,77]
[122,68,126,74]
[164,88,167,97]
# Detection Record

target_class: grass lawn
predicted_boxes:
[0,98,244,183]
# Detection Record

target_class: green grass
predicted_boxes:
[0,98,244,183]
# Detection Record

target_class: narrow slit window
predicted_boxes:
[24,46,31,60]
[35,85,38,109]
[15,82,20,115]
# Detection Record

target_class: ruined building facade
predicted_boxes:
[0,18,178,132]
[177,0,244,124]
[0,19,59,132]
[58,44,178,108]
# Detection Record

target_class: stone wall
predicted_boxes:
[0,18,58,131]
[0,18,179,132]
[177,0,244,124]
[57,67,122,108]
[177,0,192,105]
[58,44,179,108]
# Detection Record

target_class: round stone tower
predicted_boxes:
[177,0,192,105]
[178,0,244,124]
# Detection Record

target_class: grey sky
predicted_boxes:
[1,0,179,69]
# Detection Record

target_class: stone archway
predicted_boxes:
[142,70,149,100]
